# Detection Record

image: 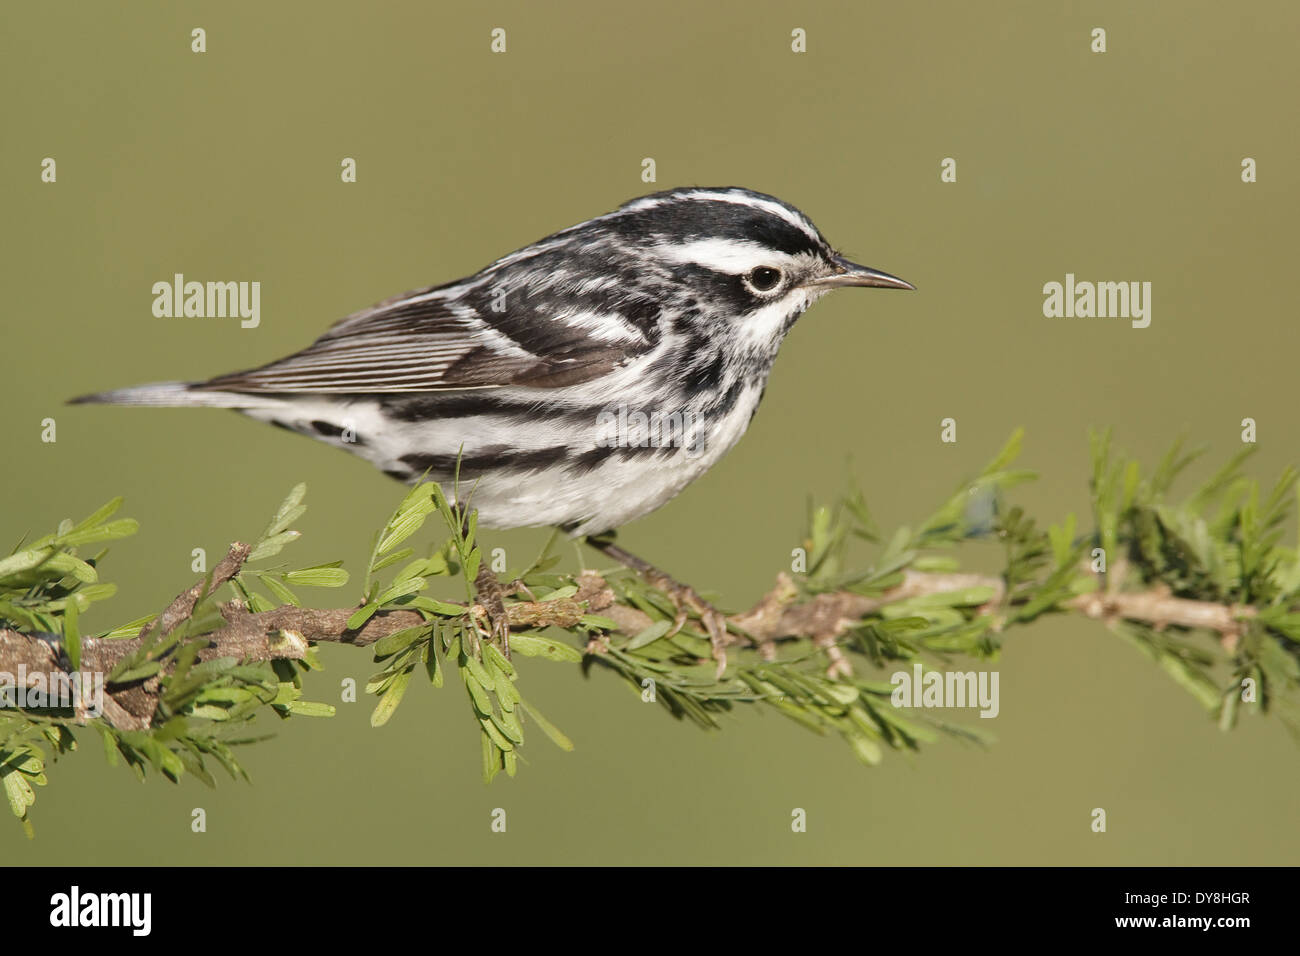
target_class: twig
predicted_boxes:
[1067,585,1256,651]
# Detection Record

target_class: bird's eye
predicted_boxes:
[745,266,783,293]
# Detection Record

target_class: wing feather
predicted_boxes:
[197,281,648,393]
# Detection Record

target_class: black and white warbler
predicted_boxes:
[73,187,912,668]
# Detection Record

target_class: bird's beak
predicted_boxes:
[805,257,915,291]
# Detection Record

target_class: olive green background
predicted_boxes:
[4,1,1298,864]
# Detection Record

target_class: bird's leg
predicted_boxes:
[458,508,511,659]
[584,534,730,677]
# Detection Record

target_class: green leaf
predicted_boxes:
[377,512,430,555]
[397,481,437,514]
[983,427,1024,475]
[377,489,438,554]
[260,575,301,607]
[0,548,97,583]
[846,733,884,766]
[370,668,413,727]
[1156,656,1222,711]
[63,596,81,671]
[431,484,461,542]
[111,661,162,684]
[625,619,672,651]
[1048,513,1078,568]
[518,700,574,752]
[347,604,378,630]
[247,530,301,562]
[911,555,961,573]
[509,633,583,662]
[376,577,427,605]
[889,587,997,610]
[483,642,516,679]
[493,703,525,742]
[287,700,336,717]
[408,596,467,616]
[463,675,493,716]
[55,519,140,548]
[425,636,443,687]
[480,730,499,784]
[68,496,123,534]
[394,555,450,583]
[822,682,861,706]
[284,564,349,588]
[245,591,275,614]
[480,716,515,751]
[263,483,308,537]
[369,548,415,574]
[462,654,495,692]
[3,770,35,818]
[373,625,431,658]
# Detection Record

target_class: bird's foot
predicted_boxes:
[583,534,731,677]
[648,573,730,679]
[472,562,512,659]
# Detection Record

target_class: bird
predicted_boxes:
[72,186,913,671]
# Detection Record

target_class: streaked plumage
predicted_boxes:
[73,187,911,537]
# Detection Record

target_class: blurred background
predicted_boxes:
[3,0,1298,864]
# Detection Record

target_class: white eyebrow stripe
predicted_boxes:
[655,238,794,274]
[674,190,822,244]
[620,190,822,245]
[616,196,667,215]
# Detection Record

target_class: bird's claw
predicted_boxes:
[658,579,729,678]
[473,563,511,659]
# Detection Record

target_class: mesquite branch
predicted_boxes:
[0,541,1259,731]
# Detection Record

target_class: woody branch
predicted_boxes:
[0,543,1257,730]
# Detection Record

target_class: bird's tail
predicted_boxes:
[68,381,276,409]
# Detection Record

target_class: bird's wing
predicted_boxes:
[197,282,652,393]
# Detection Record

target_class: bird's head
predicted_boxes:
[474,186,912,372]
[575,186,913,352]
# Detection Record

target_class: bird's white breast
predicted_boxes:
[445,380,765,534]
